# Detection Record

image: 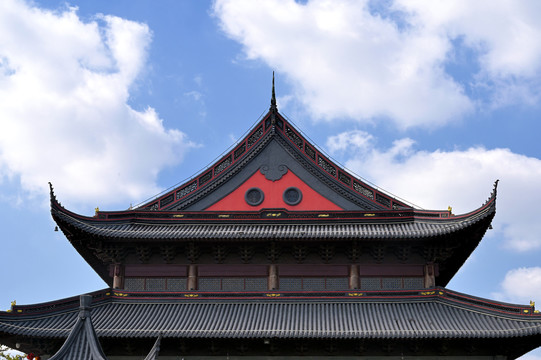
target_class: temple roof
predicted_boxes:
[49,88,498,235]
[1,287,540,342]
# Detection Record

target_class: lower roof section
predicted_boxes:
[1,287,540,341]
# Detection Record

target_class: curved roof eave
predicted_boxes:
[49,180,497,242]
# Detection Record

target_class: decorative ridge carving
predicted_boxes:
[486,179,499,205]
[49,182,58,207]
[49,181,68,212]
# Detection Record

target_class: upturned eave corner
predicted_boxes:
[49,181,60,210]
[432,179,498,222]
[488,179,499,206]
[472,179,498,217]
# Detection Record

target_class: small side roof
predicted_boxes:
[47,295,107,360]
[44,295,161,360]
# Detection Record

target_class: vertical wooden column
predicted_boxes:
[268,265,278,290]
[188,265,197,291]
[424,263,435,288]
[349,264,359,289]
[112,264,124,289]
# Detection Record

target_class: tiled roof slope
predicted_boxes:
[2,287,539,341]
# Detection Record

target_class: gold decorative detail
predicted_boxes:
[448,206,452,212]
[318,214,329,218]
[364,213,375,217]
[6,309,11,313]
[535,310,540,314]
[266,213,282,217]
[113,292,128,297]
[173,214,184,218]
[218,214,230,218]
[348,293,364,297]
[266,293,281,297]
[438,291,444,295]
[95,207,100,214]
[105,293,111,296]
[420,291,435,296]
[184,294,199,298]
[530,300,535,307]
[10,300,16,308]
[17,310,22,313]
[524,309,529,313]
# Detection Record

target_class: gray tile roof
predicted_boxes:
[2,288,540,341]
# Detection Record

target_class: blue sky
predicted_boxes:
[1,0,541,358]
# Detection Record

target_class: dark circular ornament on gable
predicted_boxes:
[283,187,302,206]
[245,187,264,206]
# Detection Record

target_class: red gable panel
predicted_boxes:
[206,170,343,211]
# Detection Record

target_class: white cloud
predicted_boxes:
[493,267,541,305]
[0,0,194,208]
[329,130,541,251]
[326,130,374,154]
[213,0,541,127]
[394,0,541,79]
[185,90,203,102]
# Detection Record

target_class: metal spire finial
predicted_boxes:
[270,71,277,112]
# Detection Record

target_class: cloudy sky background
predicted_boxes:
[1,0,541,358]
